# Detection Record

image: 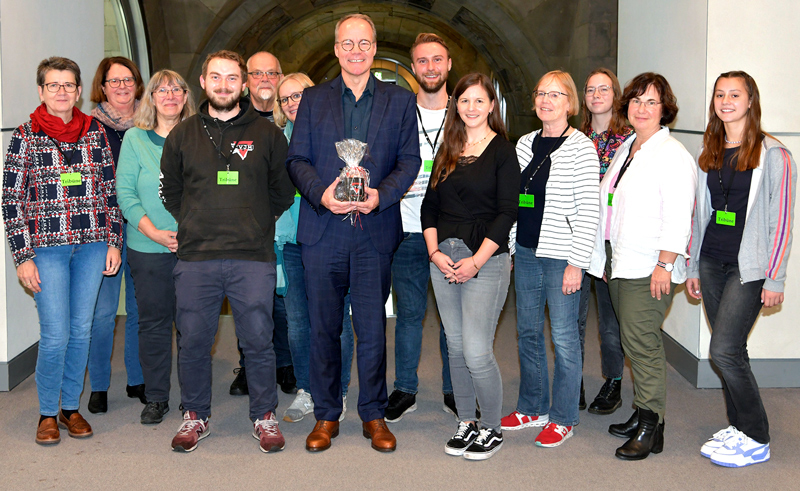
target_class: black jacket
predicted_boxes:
[160,98,294,262]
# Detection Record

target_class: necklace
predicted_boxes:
[725,135,742,145]
[464,130,493,150]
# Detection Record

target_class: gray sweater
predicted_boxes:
[687,136,797,292]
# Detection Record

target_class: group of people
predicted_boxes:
[2,12,794,469]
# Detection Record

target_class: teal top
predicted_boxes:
[275,120,300,247]
[116,127,178,253]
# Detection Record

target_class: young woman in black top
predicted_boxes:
[421,73,520,461]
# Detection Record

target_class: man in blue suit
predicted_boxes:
[286,13,419,453]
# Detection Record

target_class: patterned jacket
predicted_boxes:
[2,119,122,267]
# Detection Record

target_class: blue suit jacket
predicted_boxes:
[286,74,420,254]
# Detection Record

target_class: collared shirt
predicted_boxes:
[342,75,375,142]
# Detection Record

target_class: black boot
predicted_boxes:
[615,408,664,460]
[588,378,622,415]
[608,408,638,438]
[229,367,249,396]
[126,384,147,404]
[88,391,108,414]
[578,378,586,411]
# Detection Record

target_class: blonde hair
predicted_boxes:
[533,70,580,117]
[273,73,314,128]
[134,69,196,130]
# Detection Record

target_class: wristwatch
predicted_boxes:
[657,260,674,272]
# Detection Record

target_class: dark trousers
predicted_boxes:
[174,259,277,421]
[237,293,292,369]
[302,221,392,422]
[578,273,624,379]
[127,249,178,403]
[699,255,769,443]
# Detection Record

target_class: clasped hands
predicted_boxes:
[320,177,379,215]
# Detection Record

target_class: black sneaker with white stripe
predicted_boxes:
[463,427,503,460]
[444,421,480,456]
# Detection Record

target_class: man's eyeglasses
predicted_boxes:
[248,71,282,80]
[279,92,303,106]
[337,39,373,52]
[106,77,136,88]
[585,85,612,96]
[42,82,78,93]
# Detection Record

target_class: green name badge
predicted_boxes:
[60,172,81,187]
[716,210,736,226]
[519,194,535,208]
[424,159,434,173]
[295,188,301,198]
[607,193,614,206]
[217,170,239,185]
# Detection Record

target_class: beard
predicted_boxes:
[254,87,274,103]
[417,71,448,94]
[207,88,240,112]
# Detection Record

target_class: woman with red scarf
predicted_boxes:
[2,57,123,445]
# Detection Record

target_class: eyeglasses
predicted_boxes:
[279,92,303,106]
[42,82,78,93]
[630,98,662,109]
[585,85,612,96]
[106,77,136,88]
[535,91,568,100]
[248,71,282,80]
[153,86,185,98]
[337,39,373,52]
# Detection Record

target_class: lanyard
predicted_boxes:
[717,164,738,212]
[202,119,248,171]
[46,135,79,171]
[595,130,612,160]
[416,97,449,155]
[613,150,635,189]
[522,126,569,194]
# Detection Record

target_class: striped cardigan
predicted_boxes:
[687,136,796,292]
[510,129,600,269]
[2,120,122,267]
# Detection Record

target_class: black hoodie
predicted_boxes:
[160,98,294,262]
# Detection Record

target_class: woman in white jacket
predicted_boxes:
[501,70,599,448]
[686,71,796,468]
[588,72,697,460]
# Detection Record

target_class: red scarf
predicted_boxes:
[30,104,93,143]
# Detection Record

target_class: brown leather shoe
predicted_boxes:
[35,417,61,445]
[58,411,93,438]
[362,418,396,452]
[306,420,339,452]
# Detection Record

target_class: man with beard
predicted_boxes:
[286,13,419,452]
[385,33,456,423]
[228,50,298,398]
[159,50,295,453]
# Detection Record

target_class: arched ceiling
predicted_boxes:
[142,0,617,139]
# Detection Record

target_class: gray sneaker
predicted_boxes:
[283,389,314,423]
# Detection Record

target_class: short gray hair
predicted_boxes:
[335,13,377,43]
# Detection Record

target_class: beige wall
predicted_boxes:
[618,0,800,359]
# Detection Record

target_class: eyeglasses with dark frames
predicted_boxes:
[42,82,78,93]
[106,77,136,88]
[337,39,373,52]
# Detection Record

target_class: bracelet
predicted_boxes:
[429,249,441,262]
[472,257,481,271]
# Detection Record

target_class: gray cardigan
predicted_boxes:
[687,136,797,292]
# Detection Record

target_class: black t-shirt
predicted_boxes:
[700,147,752,263]
[516,135,566,249]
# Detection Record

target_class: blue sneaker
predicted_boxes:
[700,425,739,458]
[710,433,770,468]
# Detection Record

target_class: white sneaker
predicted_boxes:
[710,433,770,468]
[700,425,739,458]
[339,395,347,422]
[283,389,314,423]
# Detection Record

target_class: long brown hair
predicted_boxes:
[431,73,507,189]
[698,71,774,172]
[579,67,627,136]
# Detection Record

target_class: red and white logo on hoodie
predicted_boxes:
[231,141,254,160]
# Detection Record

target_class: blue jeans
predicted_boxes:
[88,232,143,390]
[174,259,278,421]
[699,255,769,443]
[391,232,452,395]
[431,238,510,431]
[578,272,624,379]
[514,246,582,427]
[32,242,108,416]
[283,243,354,395]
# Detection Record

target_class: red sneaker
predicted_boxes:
[500,411,549,430]
[254,411,285,453]
[534,422,573,447]
[171,411,209,452]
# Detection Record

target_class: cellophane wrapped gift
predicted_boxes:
[334,139,370,205]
